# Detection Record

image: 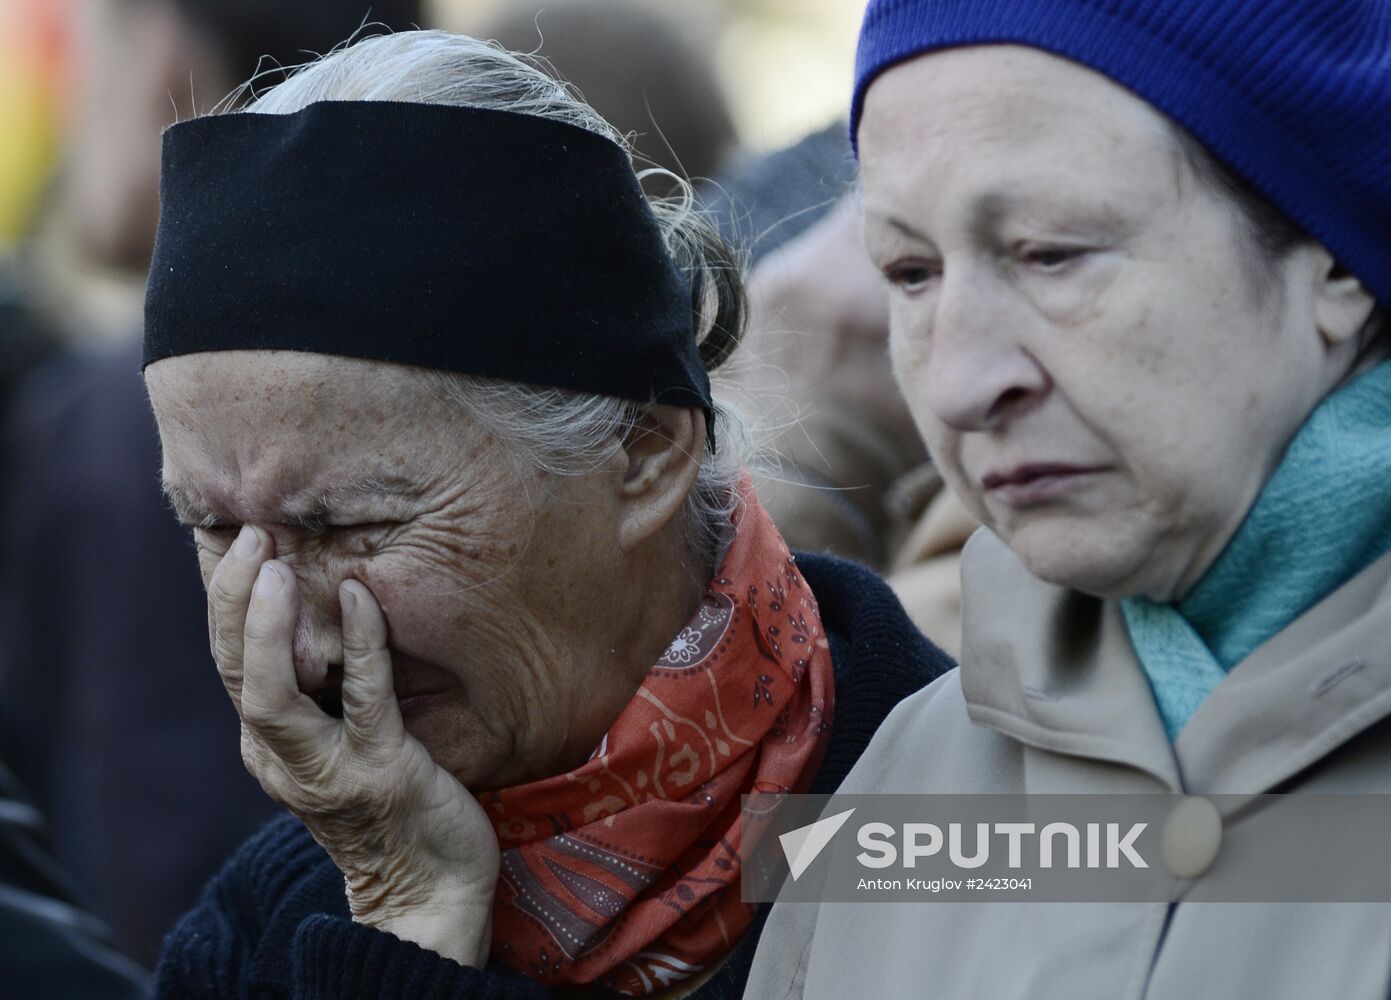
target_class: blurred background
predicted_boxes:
[0,0,862,253]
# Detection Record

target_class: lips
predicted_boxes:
[980,463,1107,505]
[303,652,459,720]
[392,652,462,716]
[396,691,452,717]
[392,679,453,702]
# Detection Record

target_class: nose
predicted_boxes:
[909,262,1050,431]
[284,559,345,694]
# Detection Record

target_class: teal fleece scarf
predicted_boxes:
[1122,360,1391,740]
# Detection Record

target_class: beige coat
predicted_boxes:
[745,529,1391,1000]
[884,477,977,660]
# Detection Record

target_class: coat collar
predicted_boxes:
[959,529,1391,795]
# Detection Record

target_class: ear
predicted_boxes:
[1312,249,1377,350]
[616,405,706,553]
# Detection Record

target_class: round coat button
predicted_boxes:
[1161,796,1222,879]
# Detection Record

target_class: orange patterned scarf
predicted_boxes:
[482,488,835,994]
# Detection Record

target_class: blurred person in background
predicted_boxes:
[10,0,426,347]
[0,0,69,249]
[0,0,69,417]
[0,14,160,991]
[479,0,737,191]
[0,759,148,998]
[705,119,975,655]
[0,0,425,966]
[736,197,976,657]
[144,29,944,998]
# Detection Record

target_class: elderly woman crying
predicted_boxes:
[143,30,945,1000]
[747,0,1391,997]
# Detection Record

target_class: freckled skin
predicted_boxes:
[146,351,708,791]
[859,46,1370,601]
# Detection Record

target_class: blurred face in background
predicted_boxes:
[66,0,224,270]
[859,46,1369,603]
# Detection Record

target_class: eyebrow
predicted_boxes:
[867,195,1008,246]
[162,474,421,528]
[867,211,932,244]
[162,483,216,526]
[282,476,421,530]
[869,191,1126,248]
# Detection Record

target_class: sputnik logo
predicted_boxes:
[779,808,857,881]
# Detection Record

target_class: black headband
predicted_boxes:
[143,101,715,446]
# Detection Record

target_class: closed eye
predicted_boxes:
[1018,244,1090,272]
[882,259,940,293]
[330,521,398,535]
[189,522,240,550]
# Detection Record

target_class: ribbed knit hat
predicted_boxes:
[851,0,1391,305]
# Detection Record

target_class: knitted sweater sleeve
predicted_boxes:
[291,915,551,1000]
[156,815,550,1000]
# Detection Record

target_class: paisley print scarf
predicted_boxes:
[482,485,835,993]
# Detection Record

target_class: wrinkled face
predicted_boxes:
[147,351,635,789]
[859,46,1344,601]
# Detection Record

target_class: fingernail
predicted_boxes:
[339,581,357,614]
[233,525,259,559]
[253,562,284,596]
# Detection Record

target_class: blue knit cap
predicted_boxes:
[851,0,1391,305]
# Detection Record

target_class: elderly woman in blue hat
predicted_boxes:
[747,0,1391,997]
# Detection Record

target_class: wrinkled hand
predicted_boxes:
[206,524,499,967]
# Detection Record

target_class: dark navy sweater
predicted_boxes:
[156,553,953,999]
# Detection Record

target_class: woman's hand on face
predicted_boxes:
[205,524,500,968]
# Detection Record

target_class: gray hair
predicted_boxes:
[232,30,753,562]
